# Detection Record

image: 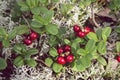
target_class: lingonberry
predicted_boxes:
[77,31,86,38]
[66,54,74,63]
[64,45,71,52]
[116,56,120,62]
[23,39,32,45]
[57,47,64,54]
[57,56,66,65]
[84,27,91,34]
[30,32,39,41]
[73,25,80,32]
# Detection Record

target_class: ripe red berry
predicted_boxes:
[73,25,80,32]
[30,32,39,41]
[23,39,32,45]
[64,45,71,52]
[66,54,74,63]
[57,56,66,65]
[116,56,120,62]
[57,47,64,54]
[77,31,86,38]
[84,27,92,34]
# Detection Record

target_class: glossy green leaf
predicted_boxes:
[71,38,81,50]
[15,25,29,35]
[31,21,43,28]
[52,63,63,73]
[2,39,10,47]
[49,47,58,57]
[45,58,53,67]
[14,56,24,67]
[76,48,87,56]
[33,15,48,25]
[31,7,41,15]
[46,24,58,35]
[97,41,106,55]
[114,26,120,33]
[96,28,102,40]
[97,56,107,66]
[116,42,120,52]
[13,44,26,54]
[76,59,85,72]
[26,59,37,67]
[64,39,71,45]
[17,1,29,11]
[102,27,111,41]
[26,48,38,55]
[0,57,7,70]
[87,32,98,42]
[8,31,17,40]
[0,27,7,36]
[85,39,96,53]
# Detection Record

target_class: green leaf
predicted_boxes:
[25,48,38,60]
[76,59,85,72]
[71,38,81,50]
[49,47,58,57]
[116,42,120,52]
[31,21,43,28]
[46,24,58,35]
[44,10,54,22]
[97,41,106,55]
[97,56,107,66]
[87,32,98,42]
[114,26,120,33]
[33,15,48,25]
[0,57,7,70]
[52,63,63,73]
[13,25,29,35]
[31,7,41,15]
[26,59,37,67]
[96,28,102,40]
[13,44,26,54]
[8,28,18,40]
[80,56,91,68]
[85,39,96,53]
[76,48,87,56]
[17,1,29,11]
[2,39,10,47]
[0,27,7,36]
[14,56,24,67]
[26,48,38,55]
[102,27,111,41]
[45,58,53,67]
[64,39,71,45]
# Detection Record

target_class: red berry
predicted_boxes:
[0,42,2,48]
[30,32,39,41]
[66,54,74,63]
[57,47,64,54]
[23,39,32,45]
[77,31,86,38]
[73,25,80,32]
[57,56,66,65]
[84,27,91,34]
[64,45,71,52]
[116,56,120,62]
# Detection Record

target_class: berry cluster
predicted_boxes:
[73,25,93,38]
[57,45,74,65]
[23,30,39,45]
[116,55,120,62]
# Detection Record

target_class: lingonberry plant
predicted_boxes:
[0,0,113,75]
[45,26,112,73]
[13,44,38,67]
